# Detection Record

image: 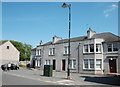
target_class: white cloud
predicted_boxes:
[103,4,118,18]
[111,4,118,7]
[105,14,109,18]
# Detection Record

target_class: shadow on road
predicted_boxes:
[80,75,120,86]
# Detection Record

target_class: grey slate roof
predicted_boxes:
[43,36,87,46]
[31,48,36,51]
[32,32,120,50]
[92,32,120,42]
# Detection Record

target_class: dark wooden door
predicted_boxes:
[53,60,56,70]
[33,60,35,68]
[109,59,117,73]
[62,60,66,71]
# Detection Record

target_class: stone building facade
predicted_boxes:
[30,29,120,74]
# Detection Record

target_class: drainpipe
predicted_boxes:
[78,43,80,73]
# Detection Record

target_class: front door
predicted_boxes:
[62,60,66,71]
[109,59,117,73]
[33,60,35,68]
[53,60,56,70]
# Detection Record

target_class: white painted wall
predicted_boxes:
[0,41,20,65]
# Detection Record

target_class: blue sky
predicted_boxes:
[2,2,118,48]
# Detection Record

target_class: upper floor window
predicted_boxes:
[84,45,88,52]
[113,43,119,51]
[107,44,112,52]
[36,49,42,56]
[64,46,69,54]
[39,49,42,56]
[7,46,9,49]
[83,44,94,53]
[89,44,94,52]
[107,43,119,52]
[49,48,55,55]
[96,44,101,53]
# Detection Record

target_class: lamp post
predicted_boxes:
[24,45,27,68]
[62,3,71,79]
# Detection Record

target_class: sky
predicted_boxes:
[2,2,118,48]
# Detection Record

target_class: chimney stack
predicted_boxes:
[40,40,43,45]
[53,36,62,43]
[87,28,96,39]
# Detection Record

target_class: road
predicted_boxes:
[2,70,58,85]
[1,68,119,86]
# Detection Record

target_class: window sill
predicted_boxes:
[95,69,102,71]
[49,55,55,56]
[83,53,95,55]
[83,68,94,70]
[106,52,118,54]
[37,55,42,57]
[70,68,76,70]
[95,52,102,54]
[63,54,71,56]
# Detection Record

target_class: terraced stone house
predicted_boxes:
[30,29,120,74]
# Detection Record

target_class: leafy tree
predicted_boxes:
[1,40,32,61]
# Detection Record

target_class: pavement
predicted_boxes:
[1,67,120,86]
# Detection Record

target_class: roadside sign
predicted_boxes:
[34,56,38,59]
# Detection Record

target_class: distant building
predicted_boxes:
[118,46,120,75]
[31,29,120,74]
[0,41,20,65]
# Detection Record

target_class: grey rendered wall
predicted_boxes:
[42,41,79,72]
[118,42,120,74]
[103,42,120,74]
[79,39,95,74]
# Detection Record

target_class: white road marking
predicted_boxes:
[3,72,75,85]
[56,80,75,85]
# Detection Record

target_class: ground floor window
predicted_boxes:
[35,59,41,67]
[70,59,76,69]
[83,59,94,69]
[45,60,51,65]
[96,59,102,70]
[38,59,41,67]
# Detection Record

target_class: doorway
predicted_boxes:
[53,60,56,70]
[62,59,66,71]
[33,60,35,68]
[109,59,117,73]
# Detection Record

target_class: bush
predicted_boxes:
[19,65,26,68]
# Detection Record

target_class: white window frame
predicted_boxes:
[83,44,94,53]
[83,45,89,53]
[64,46,69,54]
[83,59,94,70]
[49,48,55,55]
[95,59,102,70]
[70,59,76,69]
[89,44,94,53]
[36,50,39,56]
[39,49,42,56]
[107,43,118,53]
[45,60,51,65]
[96,44,102,53]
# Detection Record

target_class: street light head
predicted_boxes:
[62,3,68,8]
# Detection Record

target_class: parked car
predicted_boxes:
[1,63,19,71]
[11,64,19,70]
[1,64,8,71]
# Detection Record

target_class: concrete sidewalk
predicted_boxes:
[30,68,119,86]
